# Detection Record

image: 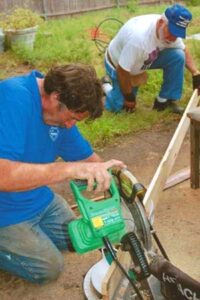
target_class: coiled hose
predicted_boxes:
[121,232,150,280]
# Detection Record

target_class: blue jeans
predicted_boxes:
[105,48,185,112]
[0,194,75,284]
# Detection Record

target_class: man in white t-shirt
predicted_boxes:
[102,4,200,114]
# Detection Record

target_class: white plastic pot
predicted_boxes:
[0,28,5,53]
[5,26,38,50]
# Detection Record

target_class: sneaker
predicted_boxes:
[153,98,184,115]
[101,75,112,85]
[101,75,112,96]
[153,98,168,111]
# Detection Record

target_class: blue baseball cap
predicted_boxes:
[165,4,192,38]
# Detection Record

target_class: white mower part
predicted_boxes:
[91,256,110,294]
[83,265,100,300]
[83,251,111,299]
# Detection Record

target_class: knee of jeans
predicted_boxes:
[105,91,124,112]
[47,252,64,282]
[105,98,123,112]
[32,252,64,284]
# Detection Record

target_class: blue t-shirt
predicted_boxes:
[0,71,93,227]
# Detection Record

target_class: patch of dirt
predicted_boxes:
[0,120,199,300]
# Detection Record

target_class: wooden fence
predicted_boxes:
[0,0,126,18]
[140,0,174,4]
[0,0,177,18]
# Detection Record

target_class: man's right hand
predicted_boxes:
[124,100,136,113]
[69,159,126,192]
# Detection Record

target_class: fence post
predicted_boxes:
[42,0,48,20]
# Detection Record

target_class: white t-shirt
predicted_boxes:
[108,14,185,75]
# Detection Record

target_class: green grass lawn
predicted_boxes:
[0,4,200,149]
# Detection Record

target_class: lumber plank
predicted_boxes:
[143,90,199,213]
[102,249,131,300]
[164,167,190,190]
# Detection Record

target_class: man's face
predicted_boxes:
[158,22,177,44]
[42,94,89,128]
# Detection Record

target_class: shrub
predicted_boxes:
[127,0,139,13]
[0,8,43,30]
[184,0,199,6]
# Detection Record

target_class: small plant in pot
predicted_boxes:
[0,8,43,50]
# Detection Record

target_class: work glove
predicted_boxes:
[124,100,136,113]
[192,73,200,95]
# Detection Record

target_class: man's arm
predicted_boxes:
[116,65,132,95]
[117,64,147,90]
[0,158,126,193]
[185,47,200,75]
[116,65,147,112]
[116,65,136,112]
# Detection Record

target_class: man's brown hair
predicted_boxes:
[44,64,103,119]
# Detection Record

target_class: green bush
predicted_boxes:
[185,0,200,6]
[0,8,43,30]
[127,0,139,13]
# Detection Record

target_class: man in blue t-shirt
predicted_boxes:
[0,64,125,284]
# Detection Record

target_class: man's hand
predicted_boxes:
[124,100,136,113]
[123,93,136,113]
[192,72,200,95]
[69,159,126,192]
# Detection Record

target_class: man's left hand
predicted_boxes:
[192,72,200,95]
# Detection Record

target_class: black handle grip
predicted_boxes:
[192,74,200,92]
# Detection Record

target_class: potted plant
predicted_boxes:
[0,8,43,50]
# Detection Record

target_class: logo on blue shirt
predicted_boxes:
[49,127,59,141]
[141,47,160,70]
